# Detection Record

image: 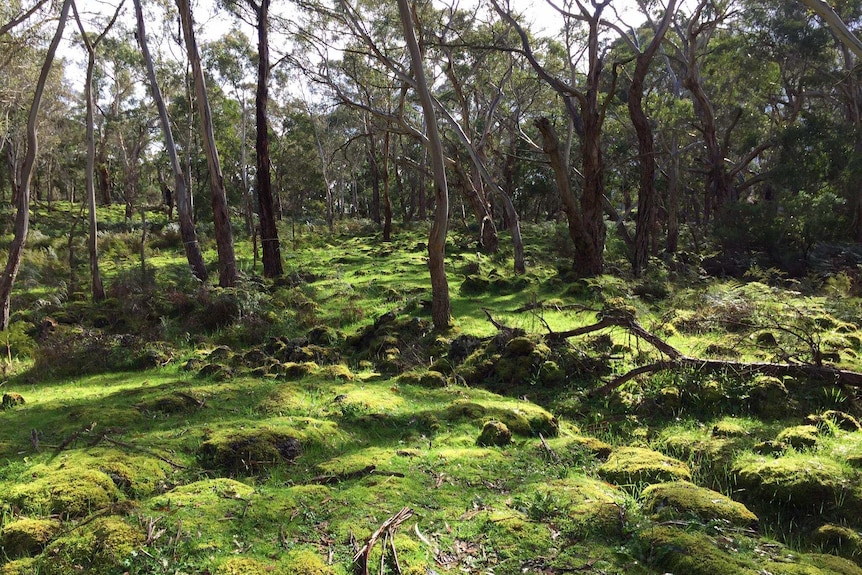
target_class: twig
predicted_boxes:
[100,435,187,469]
[538,433,559,463]
[353,507,414,575]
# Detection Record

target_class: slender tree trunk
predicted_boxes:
[0,0,71,330]
[666,132,681,253]
[629,0,675,276]
[133,0,207,282]
[241,95,252,237]
[83,52,105,299]
[382,130,393,242]
[249,0,282,277]
[397,0,449,329]
[177,0,237,287]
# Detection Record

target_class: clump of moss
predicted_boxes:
[805,411,862,433]
[525,477,625,536]
[597,447,691,486]
[712,420,749,438]
[320,364,353,381]
[1,393,25,410]
[282,548,335,575]
[753,440,787,456]
[640,481,758,527]
[418,370,447,388]
[136,392,204,414]
[216,557,279,575]
[813,524,862,560]
[636,526,760,575]
[805,554,862,574]
[38,516,143,575]
[199,427,302,473]
[559,435,613,459]
[749,376,792,419]
[446,399,559,437]
[0,518,62,557]
[1,558,38,575]
[776,425,821,450]
[477,420,512,447]
[6,464,120,518]
[732,453,860,515]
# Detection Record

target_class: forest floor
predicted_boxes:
[2,203,862,575]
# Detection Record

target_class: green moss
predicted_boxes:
[805,411,862,433]
[556,435,613,459]
[805,554,862,575]
[776,425,821,450]
[446,399,559,437]
[38,516,143,575]
[477,420,512,447]
[732,453,860,514]
[640,481,758,527]
[813,524,862,559]
[712,419,750,438]
[0,518,62,557]
[278,361,320,379]
[598,447,691,486]
[199,427,302,473]
[282,548,335,575]
[750,376,791,419]
[6,464,120,518]
[527,476,625,536]
[320,364,354,381]
[637,526,760,575]
[216,557,279,575]
[418,370,447,388]
[0,558,38,575]
[316,447,391,475]
[1,393,25,410]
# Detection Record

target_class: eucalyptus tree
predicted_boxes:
[176,0,237,287]
[71,0,124,301]
[0,0,72,330]
[133,0,208,282]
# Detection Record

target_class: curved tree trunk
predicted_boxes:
[397,0,450,329]
[249,0,283,277]
[177,0,237,287]
[0,0,72,330]
[133,0,207,282]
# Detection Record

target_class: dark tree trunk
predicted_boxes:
[382,131,393,242]
[250,0,282,277]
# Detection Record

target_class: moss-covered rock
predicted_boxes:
[805,411,862,433]
[750,376,791,419]
[1,393,25,410]
[640,481,758,527]
[753,440,788,456]
[813,524,862,561]
[477,420,512,447]
[6,464,120,518]
[418,370,447,388]
[559,435,613,460]
[0,518,61,557]
[200,427,302,473]
[732,453,860,514]
[0,558,38,575]
[527,477,625,536]
[446,399,559,437]
[137,392,204,414]
[805,554,862,574]
[776,425,821,450]
[637,526,760,575]
[598,447,691,486]
[38,516,143,575]
[320,364,354,381]
[712,420,749,438]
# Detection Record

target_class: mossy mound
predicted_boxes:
[5,463,120,518]
[636,526,760,575]
[813,524,862,561]
[1,393,25,410]
[0,518,62,557]
[216,557,285,575]
[660,429,737,463]
[776,425,821,450]
[805,411,862,433]
[136,391,204,414]
[597,447,691,486]
[37,516,143,575]
[282,548,336,575]
[445,399,558,437]
[640,481,758,527]
[199,427,302,473]
[528,476,625,536]
[477,420,512,447]
[554,435,613,460]
[319,364,353,381]
[346,311,432,373]
[712,419,750,438]
[806,554,862,575]
[749,376,793,419]
[0,558,37,575]
[732,453,861,515]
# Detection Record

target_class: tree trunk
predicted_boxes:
[382,130,393,242]
[535,117,603,276]
[176,0,237,287]
[0,0,71,330]
[250,0,282,277]
[83,52,106,300]
[133,0,207,282]
[629,0,675,276]
[397,0,450,329]
[666,132,681,254]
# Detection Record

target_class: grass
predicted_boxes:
[0,206,861,574]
